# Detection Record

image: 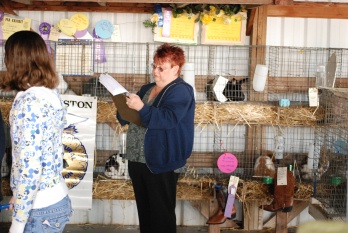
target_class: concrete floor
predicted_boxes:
[0,222,208,233]
[0,222,300,233]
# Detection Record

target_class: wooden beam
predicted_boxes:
[264,200,309,228]
[12,0,32,4]
[308,203,329,220]
[41,0,273,4]
[267,3,348,19]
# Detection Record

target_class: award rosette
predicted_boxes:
[0,11,4,45]
[58,18,77,38]
[70,13,89,38]
[93,29,106,63]
[39,22,51,53]
[93,20,114,63]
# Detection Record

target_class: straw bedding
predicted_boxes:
[1,100,324,128]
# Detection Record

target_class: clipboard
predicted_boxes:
[98,73,142,126]
[112,94,142,126]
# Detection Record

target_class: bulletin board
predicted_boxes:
[154,14,199,45]
[201,12,247,45]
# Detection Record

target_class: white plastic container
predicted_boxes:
[253,64,268,92]
[182,63,196,99]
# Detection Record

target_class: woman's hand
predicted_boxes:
[9,196,14,211]
[126,93,144,111]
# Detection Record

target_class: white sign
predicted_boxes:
[61,95,98,209]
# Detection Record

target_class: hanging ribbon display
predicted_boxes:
[0,11,4,45]
[70,13,89,38]
[162,8,172,37]
[58,18,77,38]
[94,19,114,39]
[154,3,164,28]
[93,20,113,63]
[93,28,106,63]
[39,22,51,54]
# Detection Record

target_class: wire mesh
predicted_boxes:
[313,88,348,219]
[0,42,347,204]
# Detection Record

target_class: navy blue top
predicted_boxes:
[118,77,195,174]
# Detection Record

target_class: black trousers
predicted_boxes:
[128,161,179,233]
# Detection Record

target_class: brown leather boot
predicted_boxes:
[262,169,295,212]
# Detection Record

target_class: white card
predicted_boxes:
[277,167,288,186]
[308,87,319,107]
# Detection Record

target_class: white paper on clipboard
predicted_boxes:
[98,73,128,96]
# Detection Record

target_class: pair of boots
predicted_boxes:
[206,186,236,225]
[261,169,295,212]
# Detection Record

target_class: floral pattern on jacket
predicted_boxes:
[10,88,66,224]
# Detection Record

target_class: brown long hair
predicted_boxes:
[1,30,58,91]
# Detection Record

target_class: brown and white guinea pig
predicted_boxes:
[253,154,276,178]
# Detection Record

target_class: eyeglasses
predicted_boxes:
[151,63,172,72]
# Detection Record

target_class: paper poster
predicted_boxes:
[1,16,31,39]
[111,24,121,42]
[201,12,247,45]
[61,95,97,209]
[154,13,199,45]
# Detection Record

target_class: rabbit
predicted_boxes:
[104,153,129,179]
[205,77,248,101]
[301,145,330,181]
[253,155,276,178]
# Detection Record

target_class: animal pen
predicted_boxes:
[1,41,348,229]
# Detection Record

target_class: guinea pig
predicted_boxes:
[205,77,248,101]
[253,155,275,178]
[104,153,129,179]
[223,78,248,101]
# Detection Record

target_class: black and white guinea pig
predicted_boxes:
[206,77,248,101]
[104,153,128,179]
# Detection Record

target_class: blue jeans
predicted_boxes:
[24,195,72,233]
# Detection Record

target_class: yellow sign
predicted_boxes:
[1,16,31,40]
[169,15,196,40]
[201,12,247,45]
[206,16,242,41]
[154,14,198,45]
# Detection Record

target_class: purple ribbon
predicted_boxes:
[39,22,51,54]
[93,28,106,63]
[224,185,236,218]
[0,11,4,46]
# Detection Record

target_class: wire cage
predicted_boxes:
[313,88,348,220]
[0,41,348,200]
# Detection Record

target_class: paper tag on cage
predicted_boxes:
[308,88,319,107]
[277,167,288,185]
[217,153,238,173]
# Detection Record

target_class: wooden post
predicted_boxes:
[275,212,288,233]
[208,198,220,233]
[243,200,263,230]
